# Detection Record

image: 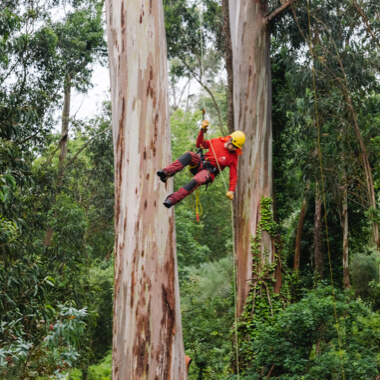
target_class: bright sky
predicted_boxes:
[70,63,110,120]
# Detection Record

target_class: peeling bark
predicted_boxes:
[229,0,279,315]
[106,1,185,378]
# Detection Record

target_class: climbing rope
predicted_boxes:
[306,1,345,378]
[197,2,240,377]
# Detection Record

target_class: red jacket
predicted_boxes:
[196,130,239,192]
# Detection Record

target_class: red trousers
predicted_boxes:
[164,151,215,205]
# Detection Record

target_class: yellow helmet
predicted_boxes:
[230,131,246,149]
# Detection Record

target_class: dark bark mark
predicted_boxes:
[143,149,147,160]
[140,6,145,24]
[133,300,151,376]
[149,0,153,14]
[144,200,148,209]
[161,284,175,380]
[121,2,125,28]
[146,66,155,98]
[130,271,136,308]
[146,173,150,180]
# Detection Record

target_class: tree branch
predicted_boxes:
[66,126,111,167]
[16,132,39,145]
[352,0,380,49]
[264,0,298,24]
[180,58,227,136]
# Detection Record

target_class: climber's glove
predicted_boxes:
[201,120,210,132]
[226,191,234,200]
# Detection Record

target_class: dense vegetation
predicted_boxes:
[1,0,379,379]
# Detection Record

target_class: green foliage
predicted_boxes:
[239,286,380,380]
[181,257,234,379]
[0,303,87,379]
[350,251,380,302]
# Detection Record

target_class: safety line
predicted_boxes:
[197,2,240,377]
[306,1,345,378]
[205,130,240,379]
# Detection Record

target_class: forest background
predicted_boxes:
[1,0,380,379]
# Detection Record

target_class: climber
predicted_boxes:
[157,120,246,208]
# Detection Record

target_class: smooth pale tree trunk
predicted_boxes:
[294,197,308,271]
[229,0,279,314]
[106,1,186,379]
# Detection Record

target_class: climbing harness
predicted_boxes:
[306,0,345,378]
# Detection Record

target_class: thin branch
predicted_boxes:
[180,58,227,136]
[66,126,111,167]
[264,0,298,24]
[16,132,39,145]
[352,0,380,49]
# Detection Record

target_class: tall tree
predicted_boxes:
[105,0,186,378]
[228,0,293,313]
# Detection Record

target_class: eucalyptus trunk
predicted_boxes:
[229,0,278,315]
[106,1,185,378]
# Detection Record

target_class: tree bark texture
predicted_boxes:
[229,0,277,315]
[106,1,186,379]
[294,197,308,271]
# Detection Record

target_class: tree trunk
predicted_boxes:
[348,98,380,250]
[314,186,323,278]
[44,74,72,247]
[229,0,278,315]
[222,0,234,134]
[58,74,71,188]
[106,1,186,379]
[340,188,350,289]
[294,197,308,271]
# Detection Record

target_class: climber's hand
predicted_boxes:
[226,191,234,200]
[201,120,209,132]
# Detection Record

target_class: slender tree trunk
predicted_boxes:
[340,187,350,289]
[348,98,380,250]
[229,0,278,315]
[106,1,186,379]
[294,197,308,271]
[43,74,72,247]
[58,74,72,188]
[314,185,323,278]
[222,0,234,134]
